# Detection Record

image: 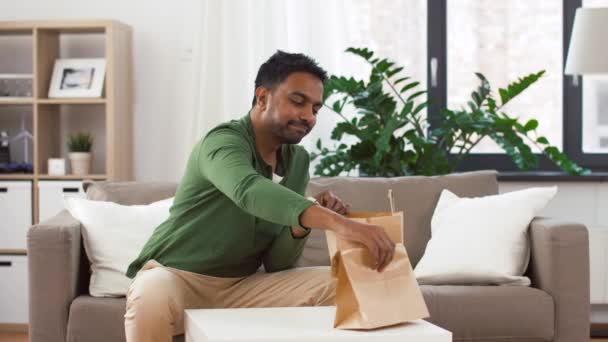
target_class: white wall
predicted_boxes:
[0,0,203,181]
[500,181,608,304]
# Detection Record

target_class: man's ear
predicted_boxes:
[254,87,269,111]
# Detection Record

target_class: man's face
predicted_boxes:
[259,72,323,144]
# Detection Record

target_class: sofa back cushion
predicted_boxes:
[300,170,499,268]
[82,171,498,271]
[84,181,178,204]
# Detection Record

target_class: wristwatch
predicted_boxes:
[307,196,319,205]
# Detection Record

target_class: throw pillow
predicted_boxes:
[64,196,173,297]
[414,187,557,286]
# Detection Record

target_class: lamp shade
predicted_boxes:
[565,7,608,75]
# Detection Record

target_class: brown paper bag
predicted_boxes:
[326,206,429,330]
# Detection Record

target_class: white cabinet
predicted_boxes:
[38,181,86,222]
[0,181,32,250]
[0,255,28,323]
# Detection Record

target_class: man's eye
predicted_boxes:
[291,99,304,106]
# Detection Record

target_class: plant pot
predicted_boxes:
[68,152,92,175]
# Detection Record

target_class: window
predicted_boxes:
[447,1,563,153]
[428,0,608,172]
[309,0,606,173]
[302,0,427,155]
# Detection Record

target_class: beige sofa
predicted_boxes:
[27,170,590,342]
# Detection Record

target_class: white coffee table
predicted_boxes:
[185,306,451,342]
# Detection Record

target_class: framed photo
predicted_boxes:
[48,58,106,98]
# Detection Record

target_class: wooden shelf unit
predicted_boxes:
[37,174,107,180]
[0,175,34,180]
[0,249,27,255]
[0,20,133,224]
[0,98,34,105]
[37,98,106,104]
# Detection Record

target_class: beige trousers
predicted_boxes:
[124,260,336,342]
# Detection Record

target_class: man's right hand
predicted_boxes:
[299,204,396,272]
[335,218,396,272]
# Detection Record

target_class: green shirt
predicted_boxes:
[126,114,316,278]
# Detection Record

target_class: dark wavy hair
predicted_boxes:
[252,50,327,106]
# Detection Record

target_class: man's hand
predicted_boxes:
[334,218,396,272]
[314,190,349,215]
[290,226,309,238]
[298,204,396,272]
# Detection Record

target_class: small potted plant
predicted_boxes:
[67,132,93,175]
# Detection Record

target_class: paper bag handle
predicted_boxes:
[388,189,395,214]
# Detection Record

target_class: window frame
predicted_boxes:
[426,0,608,173]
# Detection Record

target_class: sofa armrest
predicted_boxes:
[528,217,590,342]
[27,210,83,342]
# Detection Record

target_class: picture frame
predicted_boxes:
[48,58,106,98]
[48,158,66,176]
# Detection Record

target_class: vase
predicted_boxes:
[68,152,91,175]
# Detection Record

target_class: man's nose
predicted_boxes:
[300,105,315,123]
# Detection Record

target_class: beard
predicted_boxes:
[273,119,311,144]
[264,105,312,144]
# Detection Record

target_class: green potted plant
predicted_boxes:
[67,132,93,175]
[312,47,589,177]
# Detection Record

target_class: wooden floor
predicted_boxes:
[0,331,606,342]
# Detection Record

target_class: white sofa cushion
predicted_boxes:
[414,187,557,286]
[64,196,173,297]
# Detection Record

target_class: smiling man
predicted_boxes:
[124,51,395,342]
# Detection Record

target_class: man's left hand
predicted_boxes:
[314,190,349,215]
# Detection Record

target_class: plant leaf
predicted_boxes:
[536,136,549,144]
[524,119,539,132]
[345,47,374,61]
[393,76,410,85]
[407,90,427,102]
[385,66,404,78]
[498,70,545,107]
[412,102,428,115]
[400,81,420,94]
